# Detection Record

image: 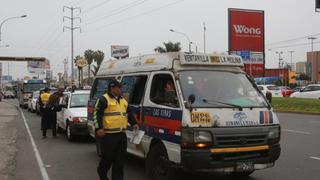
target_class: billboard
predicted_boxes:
[27,59,50,75]
[111,45,129,59]
[229,9,265,52]
[232,51,263,64]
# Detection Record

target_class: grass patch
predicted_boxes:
[272,97,320,114]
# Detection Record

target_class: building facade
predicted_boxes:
[307,51,320,83]
[295,61,306,74]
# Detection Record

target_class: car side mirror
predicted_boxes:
[188,94,195,104]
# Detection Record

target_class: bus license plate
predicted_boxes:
[236,162,254,172]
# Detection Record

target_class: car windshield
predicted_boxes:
[179,70,268,108]
[33,92,40,99]
[23,83,46,93]
[70,93,89,108]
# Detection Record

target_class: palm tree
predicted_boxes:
[154,41,181,53]
[84,49,95,80]
[92,50,105,76]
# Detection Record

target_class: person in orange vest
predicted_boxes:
[94,80,139,180]
[39,87,51,138]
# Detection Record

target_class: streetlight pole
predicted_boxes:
[203,22,206,53]
[169,29,192,52]
[0,15,27,44]
[275,51,283,68]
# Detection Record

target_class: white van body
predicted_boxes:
[87,52,281,178]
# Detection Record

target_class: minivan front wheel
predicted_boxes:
[146,143,176,180]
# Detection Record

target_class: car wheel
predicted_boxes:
[66,123,75,141]
[146,143,176,180]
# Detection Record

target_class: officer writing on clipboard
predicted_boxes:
[94,80,139,180]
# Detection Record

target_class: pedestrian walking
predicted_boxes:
[39,87,51,138]
[44,87,64,138]
[95,80,139,180]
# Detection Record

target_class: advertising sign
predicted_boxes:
[111,45,129,59]
[75,58,88,68]
[243,64,264,77]
[231,51,263,64]
[229,9,265,52]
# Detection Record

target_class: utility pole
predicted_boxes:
[63,57,68,85]
[288,51,294,71]
[275,51,283,68]
[63,6,81,85]
[203,22,206,53]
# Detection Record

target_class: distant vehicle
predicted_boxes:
[3,91,15,98]
[290,84,320,99]
[278,86,294,97]
[57,90,90,141]
[18,80,47,108]
[0,92,2,101]
[293,87,304,92]
[28,91,40,113]
[257,85,283,97]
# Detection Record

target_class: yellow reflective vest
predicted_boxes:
[40,92,51,106]
[102,93,128,133]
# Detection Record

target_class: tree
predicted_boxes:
[154,41,181,53]
[92,50,105,76]
[84,49,95,80]
[298,73,310,81]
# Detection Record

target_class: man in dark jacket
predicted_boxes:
[45,87,64,138]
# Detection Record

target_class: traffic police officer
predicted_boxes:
[39,87,51,138]
[94,80,139,180]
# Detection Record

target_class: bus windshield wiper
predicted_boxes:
[202,98,243,111]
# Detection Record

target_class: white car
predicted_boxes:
[257,85,283,97]
[290,84,320,99]
[57,90,90,141]
[28,91,40,113]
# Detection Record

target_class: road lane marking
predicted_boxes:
[18,107,50,180]
[310,156,320,160]
[282,129,311,135]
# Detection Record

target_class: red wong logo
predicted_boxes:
[233,24,262,37]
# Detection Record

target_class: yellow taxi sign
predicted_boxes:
[180,53,243,67]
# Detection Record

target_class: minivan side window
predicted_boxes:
[121,75,148,105]
[150,74,179,108]
[91,78,114,99]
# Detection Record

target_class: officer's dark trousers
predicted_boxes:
[97,132,127,180]
[41,109,57,137]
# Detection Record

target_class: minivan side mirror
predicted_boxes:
[188,94,195,104]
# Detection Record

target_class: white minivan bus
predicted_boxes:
[87,52,281,179]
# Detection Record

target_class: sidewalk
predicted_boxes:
[0,101,18,180]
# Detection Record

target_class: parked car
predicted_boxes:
[257,85,283,97]
[57,90,90,141]
[28,91,40,113]
[290,84,320,99]
[3,91,15,98]
[278,86,294,97]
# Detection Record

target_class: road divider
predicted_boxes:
[18,106,50,180]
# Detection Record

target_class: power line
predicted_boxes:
[83,0,147,26]
[83,0,185,33]
[266,32,320,47]
[82,0,113,14]
[267,41,320,50]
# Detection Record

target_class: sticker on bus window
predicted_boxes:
[191,112,212,125]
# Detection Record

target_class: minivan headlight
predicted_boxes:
[194,131,212,143]
[268,126,280,139]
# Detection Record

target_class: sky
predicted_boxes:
[0,0,320,79]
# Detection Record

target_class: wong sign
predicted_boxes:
[228,8,265,52]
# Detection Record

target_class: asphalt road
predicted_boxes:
[5,99,320,180]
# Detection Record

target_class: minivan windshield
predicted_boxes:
[179,70,268,108]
